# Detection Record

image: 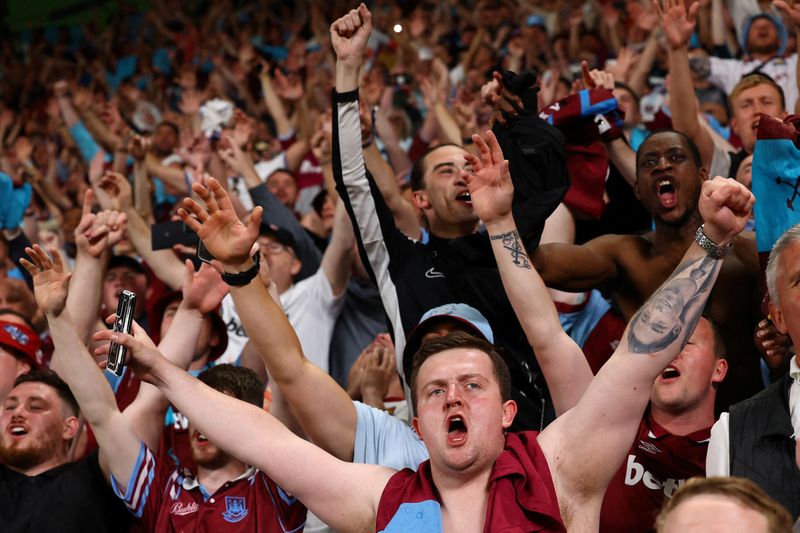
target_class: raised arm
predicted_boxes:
[177,175,362,460]
[464,131,593,416]
[539,177,754,515]
[21,246,142,490]
[657,0,715,168]
[321,200,355,296]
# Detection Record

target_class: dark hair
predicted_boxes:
[409,143,463,191]
[614,81,639,103]
[266,168,296,183]
[637,130,704,169]
[409,331,511,411]
[655,477,792,533]
[157,121,180,137]
[14,370,79,417]
[198,364,264,409]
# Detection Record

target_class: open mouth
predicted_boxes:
[660,366,681,380]
[446,415,468,445]
[9,425,28,436]
[657,179,677,209]
[455,192,472,205]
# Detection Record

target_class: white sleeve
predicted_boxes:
[706,412,731,476]
[309,268,346,318]
[708,57,744,95]
[352,401,429,471]
[709,143,733,179]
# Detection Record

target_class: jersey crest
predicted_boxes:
[222,496,248,523]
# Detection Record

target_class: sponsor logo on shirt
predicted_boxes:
[638,441,662,455]
[425,268,445,279]
[171,502,199,516]
[624,455,684,497]
[222,496,248,523]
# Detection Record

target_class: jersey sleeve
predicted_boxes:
[109,441,167,529]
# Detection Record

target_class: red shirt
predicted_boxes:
[376,431,565,532]
[599,414,709,533]
[112,443,306,532]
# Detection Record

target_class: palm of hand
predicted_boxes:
[197,212,254,264]
[184,270,227,313]
[662,8,693,47]
[33,268,69,316]
[469,165,513,223]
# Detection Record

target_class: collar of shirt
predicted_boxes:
[180,466,257,498]
[789,356,800,439]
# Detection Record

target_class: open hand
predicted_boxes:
[98,172,133,212]
[654,0,699,50]
[178,177,262,266]
[463,130,513,226]
[181,260,228,314]
[20,244,72,317]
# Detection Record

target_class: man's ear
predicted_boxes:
[633,178,641,200]
[412,417,424,441]
[290,257,302,277]
[712,358,728,384]
[769,300,787,334]
[501,400,517,429]
[62,416,80,441]
[699,166,709,181]
[411,190,431,210]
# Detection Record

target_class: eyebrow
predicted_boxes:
[421,373,487,389]
[431,162,457,172]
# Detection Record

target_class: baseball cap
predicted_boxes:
[526,14,546,30]
[108,255,147,275]
[402,303,494,381]
[259,223,297,254]
[149,291,228,362]
[0,320,42,368]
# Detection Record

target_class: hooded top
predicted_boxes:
[740,13,788,58]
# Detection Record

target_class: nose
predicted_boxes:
[654,155,673,173]
[445,383,462,407]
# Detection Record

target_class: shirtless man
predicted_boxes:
[534,130,761,411]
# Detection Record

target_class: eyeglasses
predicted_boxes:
[259,242,293,256]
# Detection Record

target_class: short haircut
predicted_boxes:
[266,168,296,183]
[409,143,463,191]
[700,313,726,359]
[157,121,180,137]
[654,477,792,533]
[614,81,639,103]
[0,308,35,330]
[766,223,800,306]
[409,331,511,411]
[730,73,786,112]
[14,370,79,417]
[636,130,703,170]
[198,364,264,409]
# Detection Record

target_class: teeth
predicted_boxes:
[10,427,25,435]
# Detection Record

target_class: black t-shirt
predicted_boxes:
[0,452,131,533]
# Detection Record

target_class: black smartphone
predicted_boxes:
[106,290,136,377]
[196,239,215,264]
[151,221,198,250]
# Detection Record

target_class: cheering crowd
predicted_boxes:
[2,0,800,531]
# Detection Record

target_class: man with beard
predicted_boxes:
[533,130,762,412]
[20,246,306,532]
[0,370,131,532]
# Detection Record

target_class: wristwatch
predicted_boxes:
[694,225,731,259]
[222,253,261,286]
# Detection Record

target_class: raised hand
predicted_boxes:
[698,177,755,245]
[178,177,262,266]
[98,172,133,212]
[330,3,372,64]
[93,320,166,385]
[181,260,228,315]
[74,190,128,258]
[360,336,398,402]
[654,0,699,50]
[774,0,800,27]
[582,61,615,91]
[755,318,791,369]
[20,244,72,317]
[462,130,513,226]
[273,69,304,101]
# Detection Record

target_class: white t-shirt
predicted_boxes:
[709,54,798,112]
[353,401,429,470]
[217,293,248,365]
[226,153,287,212]
[281,269,345,373]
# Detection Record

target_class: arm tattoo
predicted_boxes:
[626,253,721,354]
[490,230,531,269]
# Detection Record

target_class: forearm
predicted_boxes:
[65,252,107,344]
[710,0,726,46]
[260,77,293,136]
[628,33,658,97]
[132,161,152,220]
[604,138,637,188]
[432,102,463,146]
[124,208,184,289]
[321,202,355,295]
[487,216,592,415]
[144,155,188,195]
[56,96,80,127]
[362,143,420,239]
[158,306,205,370]
[668,47,702,137]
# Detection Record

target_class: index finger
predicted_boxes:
[207,177,234,212]
[82,189,94,217]
[484,130,503,165]
[581,61,594,88]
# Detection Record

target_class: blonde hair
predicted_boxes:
[729,74,786,111]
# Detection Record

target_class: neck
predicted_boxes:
[750,51,777,62]
[652,210,702,249]
[9,453,69,477]
[197,458,249,495]
[429,218,479,240]
[650,399,715,436]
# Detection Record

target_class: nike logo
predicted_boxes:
[425,268,445,279]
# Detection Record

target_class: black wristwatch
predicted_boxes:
[222,253,261,286]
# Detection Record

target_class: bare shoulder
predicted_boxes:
[584,232,647,255]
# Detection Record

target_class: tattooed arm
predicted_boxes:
[465,130,593,417]
[538,177,754,522]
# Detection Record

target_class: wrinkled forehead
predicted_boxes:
[423,145,471,176]
[6,381,57,406]
[417,347,496,383]
[636,132,691,165]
